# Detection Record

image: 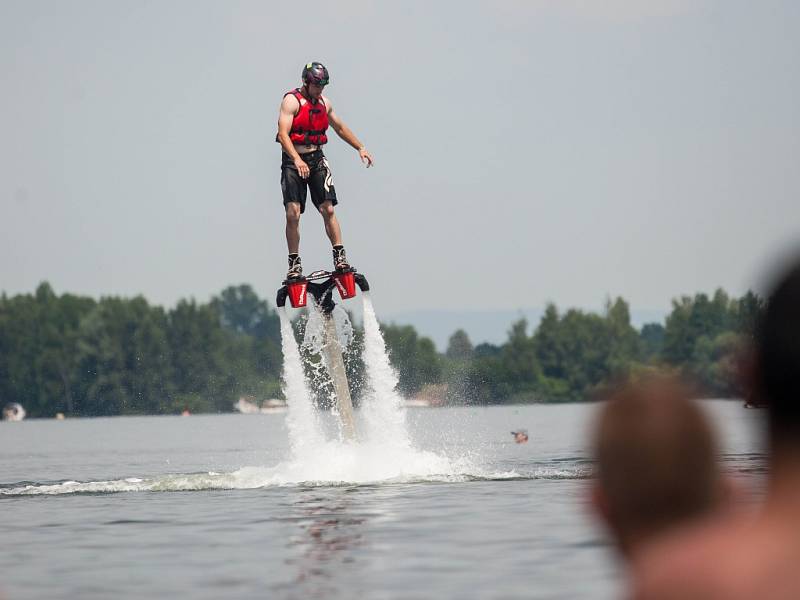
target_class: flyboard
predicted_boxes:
[276,268,370,441]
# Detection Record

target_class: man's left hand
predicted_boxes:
[359,148,374,168]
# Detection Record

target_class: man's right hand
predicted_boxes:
[294,158,310,179]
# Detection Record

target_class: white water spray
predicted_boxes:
[279,307,323,454]
[360,292,410,449]
[302,304,353,355]
[271,292,475,484]
[301,304,357,440]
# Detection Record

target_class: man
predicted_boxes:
[631,258,800,600]
[589,376,728,560]
[276,61,373,280]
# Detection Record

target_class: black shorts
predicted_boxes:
[280,150,338,214]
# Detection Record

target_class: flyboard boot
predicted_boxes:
[332,245,350,272]
[286,253,303,280]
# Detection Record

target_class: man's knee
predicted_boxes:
[318,201,335,220]
[285,203,301,224]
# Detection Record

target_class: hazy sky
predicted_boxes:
[2,0,799,316]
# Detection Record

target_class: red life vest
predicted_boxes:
[285,88,329,146]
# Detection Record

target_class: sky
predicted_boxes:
[2,0,799,326]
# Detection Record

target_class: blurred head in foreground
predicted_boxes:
[590,375,724,557]
[627,258,800,600]
[755,258,800,461]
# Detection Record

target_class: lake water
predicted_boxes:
[0,401,766,599]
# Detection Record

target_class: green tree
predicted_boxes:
[381,323,441,396]
[0,284,97,417]
[166,299,233,413]
[530,301,640,402]
[604,297,641,378]
[212,284,280,343]
[692,332,745,397]
[639,322,665,361]
[663,289,734,366]
[501,318,540,400]
[0,288,47,415]
[733,290,765,336]
[39,290,97,416]
[212,284,284,403]
[548,309,609,401]
[446,329,474,360]
[442,329,474,403]
[533,306,566,380]
[75,296,173,416]
[474,342,501,358]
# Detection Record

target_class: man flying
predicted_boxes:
[276,61,373,280]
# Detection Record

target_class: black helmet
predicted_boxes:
[302,62,330,86]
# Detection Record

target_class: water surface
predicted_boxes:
[0,402,766,599]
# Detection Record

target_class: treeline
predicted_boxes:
[394,290,763,403]
[0,283,762,417]
[0,283,283,417]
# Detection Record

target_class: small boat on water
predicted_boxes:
[403,398,431,408]
[233,397,288,414]
[2,403,26,421]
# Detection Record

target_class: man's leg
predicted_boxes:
[285,202,303,278]
[286,202,301,254]
[318,201,350,270]
[318,200,342,247]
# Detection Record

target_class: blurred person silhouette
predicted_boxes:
[589,375,729,564]
[632,257,800,600]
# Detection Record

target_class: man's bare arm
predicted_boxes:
[325,97,373,167]
[277,95,310,178]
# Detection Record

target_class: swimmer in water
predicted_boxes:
[511,430,529,443]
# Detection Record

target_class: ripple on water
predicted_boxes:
[0,461,591,497]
